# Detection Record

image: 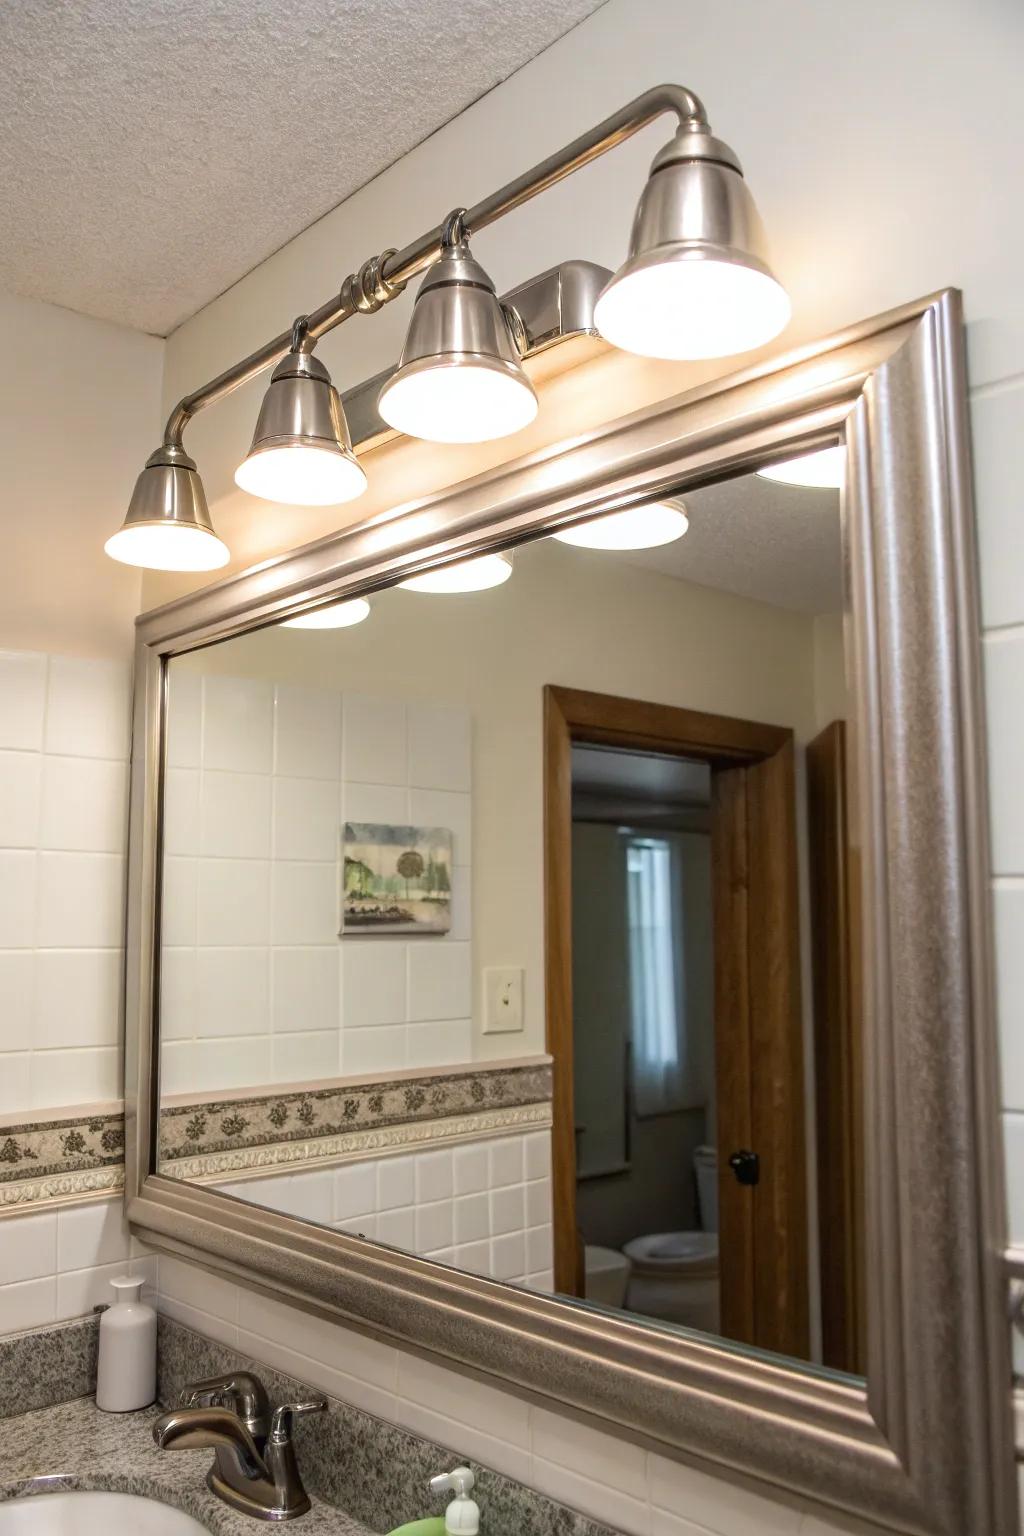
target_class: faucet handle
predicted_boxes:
[270,1399,327,1444]
[180,1372,272,1441]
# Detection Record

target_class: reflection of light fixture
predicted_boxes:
[757,446,845,488]
[378,215,537,444]
[594,128,789,360]
[235,343,367,506]
[553,500,688,550]
[281,598,371,630]
[399,552,513,593]
[104,446,229,571]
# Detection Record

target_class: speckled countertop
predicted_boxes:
[0,1396,376,1536]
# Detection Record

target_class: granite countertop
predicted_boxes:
[0,1395,376,1536]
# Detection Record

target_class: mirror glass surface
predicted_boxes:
[158,457,862,1377]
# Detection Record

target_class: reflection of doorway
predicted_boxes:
[544,685,810,1360]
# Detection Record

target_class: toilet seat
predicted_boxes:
[623,1230,718,1276]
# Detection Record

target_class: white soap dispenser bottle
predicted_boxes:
[95,1274,157,1412]
[429,1468,479,1536]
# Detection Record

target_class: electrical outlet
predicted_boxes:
[483,967,524,1033]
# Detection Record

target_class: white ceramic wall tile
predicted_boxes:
[196,948,270,1037]
[971,383,1024,632]
[984,629,1024,874]
[342,694,407,787]
[407,942,471,1022]
[192,1035,273,1092]
[0,749,41,846]
[408,788,472,863]
[333,1162,377,1221]
[162,857,197,947]
[163,768,201,857]
[202,676,274,775]
[342,941,407,1027]
[160,948,197,1040]
[45,657,130,761]
[165,671,202,769]
[39,756,127,853]
[200,771,272,858]
[407,704,472,793]
[993,881,1024,1111]
[650,1452,803,1536]
[33,949,120,1049]
[340,1024,406,1076]
[0,650,46,750]
[0,1055,30,1114]
[490,1136,524,1187]
[272,947,339,1033]
[274,684,342,781]
[270,862,337,945]
[31,1045,120,1109]
[453,1144,489,1195]
[0,951,33,1051]
[0,1196,153,1340]
[405,1018,472,1068]
[0,1209,56,1284]
[271,1028,337,1082]
[273,777,338,861]
[0,850,37,947]
[196,859,270,946]
[342,781,409,826]
[35,852,123,948]
[377,1155,416,1211]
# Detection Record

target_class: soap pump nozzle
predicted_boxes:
[429,1467,479,1536]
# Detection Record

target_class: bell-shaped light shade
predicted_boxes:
[756,446,845,489]
[379,242,537,444]
[104,446,229,571]
[553,500,688,550]
[594,129,790,361]
[281,598,371,630]
[236,350,367,506]
[399,552,513,594]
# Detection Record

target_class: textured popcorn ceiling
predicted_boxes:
[0,0,606,336]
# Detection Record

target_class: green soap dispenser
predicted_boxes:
[388,1467,479,1536]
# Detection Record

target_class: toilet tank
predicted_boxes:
[694,1144,718,1232]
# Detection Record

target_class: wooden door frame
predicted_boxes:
[544,683,809,1357]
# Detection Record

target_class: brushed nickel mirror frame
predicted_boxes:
[125,288,1017,1536]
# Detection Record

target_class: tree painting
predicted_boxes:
[396,848,425,898]
[341,822,454,935]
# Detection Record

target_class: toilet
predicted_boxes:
[622,1145,719,1331]
[584,1244,632,1308]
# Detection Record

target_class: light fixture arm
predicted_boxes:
[161,83,708,450]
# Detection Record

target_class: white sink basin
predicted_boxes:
[0,1491,210,1535]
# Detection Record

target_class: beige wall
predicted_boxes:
[0,290,162,658]
[173,537,826,1060]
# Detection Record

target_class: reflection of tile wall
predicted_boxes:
[161,673,472,1096]
[0,649,131,1116]
[214,1129,554,1292]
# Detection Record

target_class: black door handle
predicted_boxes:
[728,1149,760,1186]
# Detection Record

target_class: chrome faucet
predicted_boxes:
[153,1370,325,1520]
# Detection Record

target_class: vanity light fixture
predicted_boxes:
[594,129,789,360]
[107,85,789,569]
[280,597,371,629]
[378,214,538,444]
[104,446,229,571]
[235,327,367,506]
[757,446,845,489]
[552,499,689,549]
[398,551,513,593]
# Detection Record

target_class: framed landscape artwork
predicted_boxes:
[342,822,453,935]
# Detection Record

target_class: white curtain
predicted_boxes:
[626,836,687,1117]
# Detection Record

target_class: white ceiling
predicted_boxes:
[627,475,842,614]
[0,0,606,337]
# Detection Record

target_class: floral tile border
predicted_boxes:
[1,1063,552,1211]
[0,1109,126,1213]
[159,1061,552,1165]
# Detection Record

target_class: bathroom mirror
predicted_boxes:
[126,291,1016,1535]
[155,464,857,1373]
